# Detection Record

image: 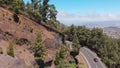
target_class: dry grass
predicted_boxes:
[78,53,88,68]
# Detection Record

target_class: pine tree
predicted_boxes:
[12,0,25,14]
[34,32,47,60]
[54,45,70,68]
[34,32,47,68]
[7,41,14,57]
[0,47,3,54]
[31,0,41,11]
[0,0,13,7]
[41,0,50,22]
[68,24,75,41]
[26,2,32,11]
[48,4,57,22]
[71,31,80,57]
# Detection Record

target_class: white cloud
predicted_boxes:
[57,11,120,26]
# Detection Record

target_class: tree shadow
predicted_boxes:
[13,13,19,23]
[35,59,44,68]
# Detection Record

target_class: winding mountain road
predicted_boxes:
[80,47,106,68]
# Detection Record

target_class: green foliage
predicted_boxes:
[34,32,47,68]
[54,45,76,68]
[48,4,57,21]
[30,0,57,22]
[0,0,13,7]
[54,45,67,67]
[41,0,49,22]
[66,24,76,41]
[0,0,4,6]
[54,45,68,65]
[31,0,41,11]
[0,47,3,54]
[63,26,120,68]
[7,41,14,57]
[64,25,80,57]
[34,32,47,60]
[76,26,91,46]
[0,0,60,31]
[71,31,80,57]
[0,0,25,12]
[86,28,120,68]
[12,0,25,11]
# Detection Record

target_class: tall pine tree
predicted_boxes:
[34,32,47,68]
[34,32,47,60]
[71,28,80,57]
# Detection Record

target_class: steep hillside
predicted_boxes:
[0,7,62,68]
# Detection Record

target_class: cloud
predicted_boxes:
[57,11,120,26]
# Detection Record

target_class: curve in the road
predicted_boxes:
[80,52,91,68]
[80,47,106,68]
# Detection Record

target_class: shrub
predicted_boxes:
[30,27,33,33]
[8,18,12,21]
[7,41,14,57]
[13,13,19,23]
[0,47,3,54]
[16,38,30,45]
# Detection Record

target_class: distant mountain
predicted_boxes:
[103,27,120,39]
[104,26,120,32]
[84,21,120,28]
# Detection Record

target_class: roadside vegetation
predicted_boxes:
[54,45,76,68]
[63,25,120,68]
[79,53,88,68]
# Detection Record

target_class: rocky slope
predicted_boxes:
[0,7,62,68]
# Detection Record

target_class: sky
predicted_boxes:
[24,0,120,27]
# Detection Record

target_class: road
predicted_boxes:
[80,47,106,68]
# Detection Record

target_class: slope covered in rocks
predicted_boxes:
[0,7,62,68]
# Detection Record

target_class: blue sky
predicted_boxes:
[24,0,120,27]
[49,0,120,14]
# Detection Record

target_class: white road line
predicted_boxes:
[81,49,98,68]
[80,52,91,68]
[83,47,106,68]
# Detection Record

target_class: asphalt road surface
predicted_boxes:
[80,47,106,68]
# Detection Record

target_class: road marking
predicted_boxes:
[82,49,98,68]
[83,47,106,68]
[82,48,98,68]
[80,52,91,68]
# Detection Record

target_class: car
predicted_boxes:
[94,58,98,62]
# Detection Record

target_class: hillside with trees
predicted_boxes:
[63,25,120,68]
[0,0,79,68]
[0,0,65,31]
[0,0,119,68]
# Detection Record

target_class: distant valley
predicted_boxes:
[103,27,120,39]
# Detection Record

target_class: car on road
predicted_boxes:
[94,58,98,62]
